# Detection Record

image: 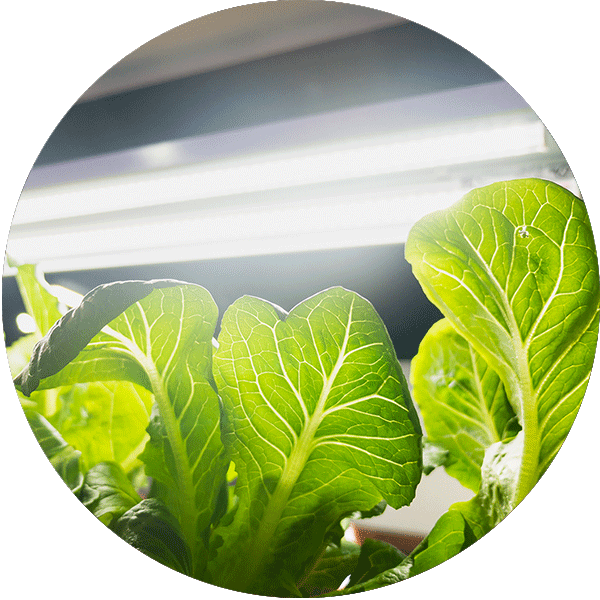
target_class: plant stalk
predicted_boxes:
[512,350,540,507]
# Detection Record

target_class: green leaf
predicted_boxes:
[305,537,406,597]
[11,262,63,337]
[6,333,38,379]
[298,540,361,597]
[14,279,187,395]
[408,509,475,577]
[80,461,141,526]
[352,499,387,521]
[8,272,154,473]
[347,538,405,588]
[211,287,422,594]
[112,498,192,576]
[406,179,599,504]
[25,411,83,494]
[7,332,64,417]
[51,381,153,473]
[405,434,523,579]
[14,280,228,577]
[324,560,411,596]
[411,318,519,491]
[404,432,522,579]
[7,264,75,419]
[462,432,524,531]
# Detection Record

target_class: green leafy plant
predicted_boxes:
[7,178,598,596]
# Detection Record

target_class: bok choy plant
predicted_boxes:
[7,178,598,596]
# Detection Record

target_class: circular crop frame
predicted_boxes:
[2,2,597,599]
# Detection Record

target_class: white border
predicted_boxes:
[2,2,597,598]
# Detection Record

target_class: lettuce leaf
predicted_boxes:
[112,498,192,575]
[14,280,228,578]
[210,288,421,594]
[412,318,519,492]
[405,179,599,573]
[80,461,141,526]
[407,179,598,499]
[26,411,84,494]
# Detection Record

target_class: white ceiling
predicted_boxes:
[80,2,405,102]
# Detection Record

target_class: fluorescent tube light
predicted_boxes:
[1,184,509,272]
[12,117,547,226]
[8,188,470,271]
[6,114,556,273]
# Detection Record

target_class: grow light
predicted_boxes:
[6,187,475,272]
[6,115,553,273]
[13,119,546,226]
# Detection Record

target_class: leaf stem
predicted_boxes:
[514,402,540,506]
[137,354,202,572]
[103,325,201,572]
[238,410,322,590]
[513,349,540,507]
[225,299,355,592]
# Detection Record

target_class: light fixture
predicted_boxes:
[7,185,476,272]
[5,113,559,274]
[13,116,547,226]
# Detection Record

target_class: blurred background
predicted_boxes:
[2,1,577,549]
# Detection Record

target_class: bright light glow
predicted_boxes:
[6,187,471,272]
[137,141,185,170]
[12,117,547,226]
[6,115,557,273]
[49,285,83,308]
[338,575,351,591]
[344,524,358,544]
[16,313,36,334]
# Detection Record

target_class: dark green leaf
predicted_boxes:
[324,561,411,596]
[353,500,387,521]
[112,498,192,576]
[299,540,361,597]
[80,461,141,526]
[347,538,405,588]
[408,509,474,577]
